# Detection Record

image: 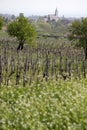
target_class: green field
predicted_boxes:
[0,30,8,38]
[0,79,87,130]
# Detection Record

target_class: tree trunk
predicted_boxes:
[17,42,24,51]
[84,47,87,60]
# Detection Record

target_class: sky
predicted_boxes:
[0,0,87,17]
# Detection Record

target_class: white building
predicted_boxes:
[44,8,59,22]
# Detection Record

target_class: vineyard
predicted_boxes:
[0,37,86,86]
[1,37,87,129]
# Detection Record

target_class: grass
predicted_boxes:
[0,78,87,130]
[0,30,8,38]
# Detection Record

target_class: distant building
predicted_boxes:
[44,8,59,22]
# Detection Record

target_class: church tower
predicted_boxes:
[55,8,58,16]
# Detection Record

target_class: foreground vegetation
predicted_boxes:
[0,78,87,130]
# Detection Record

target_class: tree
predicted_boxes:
[7,14,36,51]
[0,16,3,30]
[69,18,87,59]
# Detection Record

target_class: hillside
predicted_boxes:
[32,18,71,37]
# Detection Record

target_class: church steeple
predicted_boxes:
[55,8,58,16]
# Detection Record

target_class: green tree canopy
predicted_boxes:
[0,16,3,30]
[69,18,87,59]
[7,14,36,51]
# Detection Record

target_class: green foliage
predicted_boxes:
[35,20,69,36]
[37,22,52,32]
[52,19,69,35]
[7,14,36,50]
[0,79,87,129]
[0,16,3,30]
[69,18,87,59]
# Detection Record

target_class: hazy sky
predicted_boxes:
[0,0,87,17]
